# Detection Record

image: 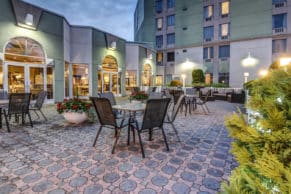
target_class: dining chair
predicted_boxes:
[164,95,185,142]
[130,98,171,158]
[90,97,129,154]
[29,91,47,121]
[2,93,33,132]
[99,92,116,106]
[196,90,211,114]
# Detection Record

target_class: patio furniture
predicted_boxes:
[130,98,171,158]
[99,92,116,106]
[197,90,211,114]
[90,97,129,154]
[148,92,164,99]
[185,88,197,113]
[164,95,185,142]
[0,90,8,100]
[29,91,47,121]
[1,93,33,132]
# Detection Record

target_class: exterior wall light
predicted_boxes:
[280,57,291,71]
[18,13,36,30]
[243,72,249,83]
[148,53,153,60]
[109,41,116,50]
[25,13,34,25]
[241,52,258,67]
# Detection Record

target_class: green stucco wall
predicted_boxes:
[0,0,64,102]
[230,0,272,40]
[175,0,203,47]
[92,30,126,96]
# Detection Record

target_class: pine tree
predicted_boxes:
[222,67,291,194]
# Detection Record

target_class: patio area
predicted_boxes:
[0,100,240,194]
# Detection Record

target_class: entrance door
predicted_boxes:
[7,64,45,100]
[111,73,119,95]
[98,71,120,95]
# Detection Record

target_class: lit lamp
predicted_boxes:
[280,57,291,71]
[259,69,268,77]
[241,52,258,67]
[243,72,249,83]
[109,41,116,50]
[25,13,34,26]
[181,74,186,88]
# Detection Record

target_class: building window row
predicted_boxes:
[156,34,175,48]
[203,23,230,41]
[156,15,175,31]
[272,39,287,53]
[156,0,175,13]
[203,45,230,59]
[272,13,287,33]
[204,1,230,21]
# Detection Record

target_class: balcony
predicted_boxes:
[273,27,287,34]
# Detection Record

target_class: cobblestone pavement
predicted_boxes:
[0,101,241,194]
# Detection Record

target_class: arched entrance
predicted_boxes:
[2,37,53,100]
[98,55,120,94]
[142,64,152,86]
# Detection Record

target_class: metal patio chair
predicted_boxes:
[196,90,211,114]
[164,94,185,142]
[130,98,171,158]
[90,97,129,154]
[99,92,116,106]
[1,93,33,132]
[29,91,47,121]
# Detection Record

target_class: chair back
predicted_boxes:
[170,90,184,104]
[0,90,8,100]
[99,92,116,106]
[141,98,171,130]
[170,95,185,122]
[8,93,31,115]
[201,90,211,103]
[34,91,47,109]
[148,92,164,99]
[90,97,117,127]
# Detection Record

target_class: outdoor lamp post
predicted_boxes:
[181,74,186,88]
[244,72,249,83]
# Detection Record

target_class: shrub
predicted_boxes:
[57,98,91,114]
[192,69,205,84]
[211,83,229,88]
[170,80,182,87]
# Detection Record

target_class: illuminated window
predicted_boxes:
[72,64,89,96]
[221,1,230,16]
[125,70,137,88]
[156,75,163,86]
[157,18,163,30]
[0,60,3,89]
[142,64,152,86]
[220,23,229,37]
[157,52,163,64]
[204,5,213,19]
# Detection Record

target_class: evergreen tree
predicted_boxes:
[222,67,291,194]
[192,69,205,84]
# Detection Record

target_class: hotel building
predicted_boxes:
[134,0,291,87]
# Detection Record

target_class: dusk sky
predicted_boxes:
[23,0,138,40]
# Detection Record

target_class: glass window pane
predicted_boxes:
[0,61,3,89]
[47,66,53,99]
[72,64,89,96]
[219,45,230,58]
[156,35,163,48]
[157,18,163,30]
[221,1,229,15]
[204,26,214,39]
[65,62,70,97]
[156,0,163,13]
[221,23,229,36]
[167,0,175,8]
[167,33,175,44]
[167,15,175,26]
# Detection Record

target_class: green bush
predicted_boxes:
[222,68,291,193]
[192,69,205,84]
[170,80,182,87]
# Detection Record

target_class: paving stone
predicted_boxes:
[180,171,196,182]
[57,169,74,179]
[119,179,137,192]
[104,158,119,166]
[103,172,120,183]
[39,159,54,167]
[23,173,42,184]
[197,191,211,194]
[192,155,206,162]
[151,175,168,186]
[0,184,17,194]
[0,176,9,185]
[169,157,184,165]
[210,159,225,168]
[202,178,220,190]
[89,166,105,176]
[161,165,177,175]
[207,168,224,177]
[134,169,149,179]
[117,151,130,158]
[139,188,157,194]
[32,180,53,193]
[84,184,103,194]
[213,152,227,160]
[66,156,81,164]
[153,153,167,160]
[145,160,159,168]
[187,163,202,171]
[118,162,133,172]
[176,151,189,157]
[76,161,92,169]
[172,183,190,194]
[130,155,143,163]
[47,164,63,173]
[69,176,88,187]
[48,189,66,194]
[13,167,33,176]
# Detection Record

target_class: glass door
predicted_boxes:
[111,73,119,95]
[29,67,44,100]
[8,65,25,93]
[103,72,110,93]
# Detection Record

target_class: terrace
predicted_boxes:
[0,100,241,194]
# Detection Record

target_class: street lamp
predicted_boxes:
[181,74,186,88]
[243,72,249,83]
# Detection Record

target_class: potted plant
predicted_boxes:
[129,91,148,103]
[57,97,92,124]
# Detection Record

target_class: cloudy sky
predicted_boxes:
[24,0,138,40]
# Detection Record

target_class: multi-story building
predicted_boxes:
[134,0,291,87]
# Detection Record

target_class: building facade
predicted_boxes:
[134,0,291,87]
[0,0,126,102]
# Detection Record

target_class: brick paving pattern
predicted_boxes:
[0,101,241,193]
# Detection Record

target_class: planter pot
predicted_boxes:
[63,112,88,124]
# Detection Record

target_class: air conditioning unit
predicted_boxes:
[205,17,212,22]
[204,38,212,42]
[204,58,213,63]
[273,27,285,34]
[221,36,229,40]
[221,14,229,18]
[274,2,285,8]
[220,58,229,62]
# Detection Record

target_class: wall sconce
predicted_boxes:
[148,53,153,60]
[280,57,291,71]
[17,13,36,30]
[109,41,116,50]
[241,52,258,67]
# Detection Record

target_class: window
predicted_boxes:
[204,5,213,20]
[156,0,163,13]
[167,0,175,9]
[272,0,286,4]
[156,52,163,65]
[221,1,230,16]
[219,45,230,58]
[220,23,229,38]
[203,47,214,59]
[125,70,137,90]
[156,35,163,48]
[219,73,229,85]
[273,14,287,30]
[167,33,175,45]
[272,39,287,53]
[156,18,163,30]
[203,26,214,41]
[167,52,175,62]
[156,75,163,86]
[167,15,175,26]
[72,64,89,96]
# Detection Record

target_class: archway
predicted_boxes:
[98,55,120,94]
[3,37,53,100]
[142,64,152,86]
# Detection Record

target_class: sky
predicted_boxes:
[23,0,138,41]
